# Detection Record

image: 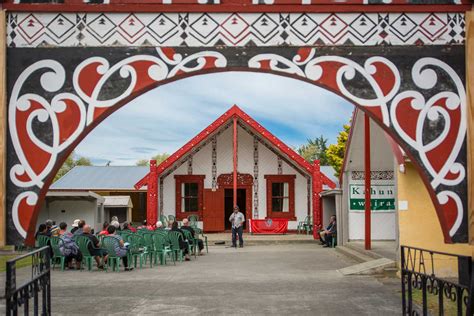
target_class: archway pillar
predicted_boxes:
[468,10,474,246]
[0,10,6,247]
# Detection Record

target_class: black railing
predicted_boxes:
[5,246,51,316]
[401,245,474,316]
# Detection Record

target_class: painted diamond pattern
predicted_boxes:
[7,12,465,48]
[390,14,417,39]
[87,14,116,40]
[46,14,75,39]
[18,14,44,40]
[320,14,348,39]
[252,14,279,38]
[350,14,377,38]
[420,13,447,40]
[291,14,318,39]
[119,14,145,39]
[190,13,219,39]
[148,14,178,39]
[221,14,249,39]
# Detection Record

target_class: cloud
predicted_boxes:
[75,72,354,165]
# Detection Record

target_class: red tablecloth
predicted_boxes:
[249,218,288,234]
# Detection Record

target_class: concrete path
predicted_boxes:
[2,244,401,315]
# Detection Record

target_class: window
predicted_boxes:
[271,182,289,212]
[182,183,199,212]
[175,175,205,220]
[265,175,296,219]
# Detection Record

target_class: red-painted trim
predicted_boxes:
[265,174,297,220]
[174,174,205,221]
[233,116,238,209]
[364,114,371,250]
[147,160,158,226]
[2,4,470,13]
[312,160,322,239]
[149,105,335,190]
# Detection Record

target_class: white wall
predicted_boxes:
[343,111,397,241]
[160,124,311,229]
[348,212,396,240]
[38,200,99,232]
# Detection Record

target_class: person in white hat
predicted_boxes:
[71,219,80,234]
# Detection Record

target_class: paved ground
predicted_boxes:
[1,243,401,315]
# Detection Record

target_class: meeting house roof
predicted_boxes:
[136,105,337,189]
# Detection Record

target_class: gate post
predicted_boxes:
[312,160,322,239]
[467,10,474,246]
[0,10,6,247]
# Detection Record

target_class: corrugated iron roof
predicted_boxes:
[51,166,149,191]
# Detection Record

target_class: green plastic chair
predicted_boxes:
[36,235,50,248]
[128,234,148,269]
[160,215,169,228]
[75,236,95,271]
[297,216,308,234]
[152,233,174,265]
[194,227,208,253]
[188,215,199,229]
[168,231,184,262]
[102,236,122,272]
[182,229,197,258]
[303,217,313,235]
[49,237,66,271]
[142,232,157,267]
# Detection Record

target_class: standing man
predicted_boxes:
[229,206,245,248]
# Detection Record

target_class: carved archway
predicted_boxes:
[5,11,468,245]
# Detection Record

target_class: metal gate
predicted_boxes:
[4,247,51,316]
[401,245,474,315]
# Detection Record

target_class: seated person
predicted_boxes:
[181,218,204,256]
[319,215,337,247]
[35,223,50,239]
[35,223,52,257]
[82,225,108,269]
[170,221,190,261]
[122,222,132,232]
[155,221,164,230]
[98,222,109,236]
[73,219,86,236]
[58,222,82,269]
[107,225,133,271]
[46,219,60,237]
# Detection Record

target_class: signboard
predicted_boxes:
[349,184,395,212]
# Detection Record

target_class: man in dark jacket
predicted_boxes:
[181,218,204,255]
[319,215,337,247]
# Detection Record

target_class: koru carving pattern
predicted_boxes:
[6,43,466,244]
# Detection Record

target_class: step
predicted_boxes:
[336,245,375,263]
[338,258,396,276]
[344,243,383,260]
[209,239,317,246]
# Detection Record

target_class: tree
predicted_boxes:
[297,135,329,165]
[54,151,92,182]
[136,153,170,166]
[326,123,351,177]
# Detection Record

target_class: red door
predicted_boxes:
[203,189,224,232]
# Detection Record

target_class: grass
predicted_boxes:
[410,288,461,316]
[0,254,33,272]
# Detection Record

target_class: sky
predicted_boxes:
[75,72,355,166]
